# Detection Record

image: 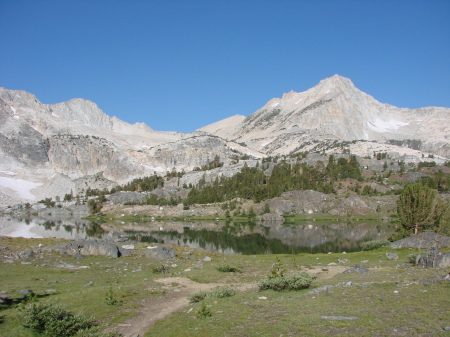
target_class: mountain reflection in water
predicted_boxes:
[0,216,394,255]
[118,220,394,254]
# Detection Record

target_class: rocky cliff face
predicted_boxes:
[0,88,248,205]
[1,75,449,206]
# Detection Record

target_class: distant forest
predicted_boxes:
[74,154,450,209]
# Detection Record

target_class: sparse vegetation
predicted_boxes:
[1,237,449,337]
[190,287,237,303]
[210,286,237,299]
[196,301,212,318]
[19,302,99,337]
[258,273,316,291]
[360,239,389,251]
[189,291,209,303]
[105,287,121,306]
[215,263,242,273]
[257,256,315,291]
[152,264,170,276]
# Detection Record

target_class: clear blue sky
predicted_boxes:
[1,0,449,133]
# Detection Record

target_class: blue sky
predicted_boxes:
[1,0,449,133]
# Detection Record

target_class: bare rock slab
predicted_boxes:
[389,232,450,249]
[145,246,176,259]
[44,240,123,258]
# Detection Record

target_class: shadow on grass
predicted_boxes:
[0,293,53,311]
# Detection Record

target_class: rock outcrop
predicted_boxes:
[145,245,176,259]
[415,248,450,269]
[44,240,125,258]
[389,232,450,249]
[263,190,396,216]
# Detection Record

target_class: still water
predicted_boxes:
[0,215,394,255]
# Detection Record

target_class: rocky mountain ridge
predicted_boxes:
[1,75,449,206]
[199,75,450,157]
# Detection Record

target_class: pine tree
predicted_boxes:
[397,183,438,234]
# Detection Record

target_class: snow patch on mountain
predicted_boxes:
[367,119,409,133]
[0,177,42,200]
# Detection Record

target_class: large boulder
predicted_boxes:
[145,246,176,259]
[44,240,123,258]
[389,232,450,249]
[416,248,450,269]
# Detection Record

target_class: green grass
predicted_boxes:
[0,237,449,337]
[146,281,450,336]
[284,214,391,223]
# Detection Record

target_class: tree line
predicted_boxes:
[184,155,362,205]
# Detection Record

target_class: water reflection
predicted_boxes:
[121,221,394,254]
[0,216,111,240]
[0,215,394,254]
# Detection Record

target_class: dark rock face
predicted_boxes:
[44,240,122,258]
[145,246,176,259]
[117,246,132,257]
[389,232,450,249]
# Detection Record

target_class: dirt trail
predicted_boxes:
[112,277,256,337]
[111,266,344,336]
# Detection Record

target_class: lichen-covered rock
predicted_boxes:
[416,248,450,269]
[386,252,399,260]
[44,240,122,258]
[389,232,450,249]
[145,245,176,259]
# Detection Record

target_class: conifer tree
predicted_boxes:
[397,183,438,234]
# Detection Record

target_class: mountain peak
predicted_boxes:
[317,74,355,90]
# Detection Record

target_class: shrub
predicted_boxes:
[196,301,212,318]
[152,264,169,276]
[105,287,121,306]
[407,253,420,265]
[189,291,208,303]
[360,239,389,251]
[20,302,97,337]
[258,273,315,291]
[215,264,242,273]
[210,286,236,298]
[189,287,237,302]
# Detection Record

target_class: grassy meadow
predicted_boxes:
[0,236,448,336]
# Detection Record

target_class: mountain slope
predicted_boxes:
[0,88,246,205]
[1,75,449,206]
[198,75,450,157]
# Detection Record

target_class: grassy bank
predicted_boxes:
[0,237,449,336]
